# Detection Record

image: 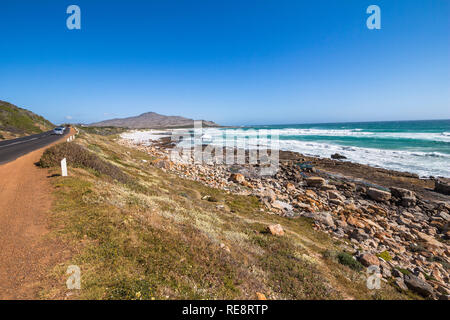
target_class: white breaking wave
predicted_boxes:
[122,128,450,178]
[200,128,450,142]
[120,130,171,144]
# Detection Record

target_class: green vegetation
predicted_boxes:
[0,100,53,137]
[39,131,412,300]
[396,267,411,276]
[337,252,364,271]
[79,126,128,136]
[39,142,131,185]
[377,250,392,262]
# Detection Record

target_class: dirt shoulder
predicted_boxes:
[0,129,75,299]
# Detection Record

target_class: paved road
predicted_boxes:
[0,128,70,165]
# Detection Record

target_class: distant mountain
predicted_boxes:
[88,112,220,129]
[0,100,54,140]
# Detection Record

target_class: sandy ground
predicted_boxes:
[0,129,74,299]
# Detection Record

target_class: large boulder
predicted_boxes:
[359,253,380,267]
[328,190,345,202]
[404,275,435,298]
[390,187,415,199]
[267,224,285,236]
[229,173,245,184]
[413,230,444,249]
[367,188,391,202]
[303,211,335,228]
[306,177,326,188]
[435,178,450,195]
[331,153,347,160]
[390,187,416,207]
[271,200,293,212]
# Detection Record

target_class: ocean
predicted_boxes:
[199,120,450,178]
[122,119,450,178]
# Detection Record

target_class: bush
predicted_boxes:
[395,267,411,276]
[337,252,363,271]
[39,142,131,184]
[377,250,392,262]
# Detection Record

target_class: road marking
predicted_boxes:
[0,137,41,149]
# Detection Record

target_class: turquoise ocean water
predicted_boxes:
[201,120,450,178]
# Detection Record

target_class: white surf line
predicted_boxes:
[0,137,41,149]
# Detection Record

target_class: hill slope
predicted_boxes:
[0,100,54,139]
[89,111,219,128]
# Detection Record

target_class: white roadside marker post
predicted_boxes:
[61,158,68,177]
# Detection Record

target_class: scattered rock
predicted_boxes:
[122,134,450,299]
[267,224,285,236]
[395,277,409,291]
[306,177,326,188]
[256,292,267,300]
[285,182,296,193]
[271,200,293,212]
[328,190,345,202]
[331,153,347,160]
[229,173,246,184]
[153,159,172,169]
[438,211,450,222]
[359,253,380,267]
[314,211,335,228]
[413,230,443,248]
[390,187,415,199]
[219,243,231,253]
[367,188,391,202]
[435,178,450,195]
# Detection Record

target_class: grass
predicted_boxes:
[40,130,414,300]
[0,100,53,135]
[80,126,128,136]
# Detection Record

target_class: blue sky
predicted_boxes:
[0,0,449,125]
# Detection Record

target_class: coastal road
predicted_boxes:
[0,127,75,299]
[0,128,70,165]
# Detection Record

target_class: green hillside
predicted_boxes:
[0,100,54,139]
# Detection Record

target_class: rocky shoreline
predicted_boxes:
[119,134,450,300]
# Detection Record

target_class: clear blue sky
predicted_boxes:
[0,0,449,125]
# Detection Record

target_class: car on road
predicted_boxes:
[52,127,65,135]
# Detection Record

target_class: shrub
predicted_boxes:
[337,252,363,271]
[377,250,392,262]
[39,142,131,184]
[395,267,411,276]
